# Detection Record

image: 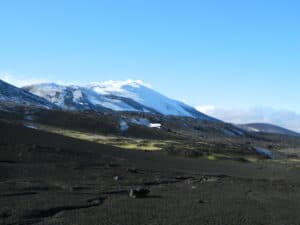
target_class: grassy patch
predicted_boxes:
[203,153,259,163]
[26,123,165,151]
[22,122,266,162]
[114,142,161,151]
[206,155,217,160]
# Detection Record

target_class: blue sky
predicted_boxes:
[1,1,300,130]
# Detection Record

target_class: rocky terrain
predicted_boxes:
[1,120,300,225]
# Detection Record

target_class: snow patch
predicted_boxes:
[26,83,67,107]
[130,118,161,129]
[254,147,273,159]
[73,89,83,103]
[149,123,162,129]
[130,118,151,126]
[24,124,37,129]
[119,120,129,132]
[247,127,260,132]
[87,80,195,117]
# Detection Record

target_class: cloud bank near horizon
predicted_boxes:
[196,105,300,133]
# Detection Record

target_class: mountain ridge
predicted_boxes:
[238,123,300,137]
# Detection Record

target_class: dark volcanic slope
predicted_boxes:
[0,79,55,108]
[1,121,300,225]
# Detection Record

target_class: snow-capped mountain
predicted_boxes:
[0,79,55,108]
[87,80,213,119]
[23,83,155,113]
[23,80,215,120]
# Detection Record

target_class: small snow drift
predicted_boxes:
[253,147,273,159]
[130,118,161,129]
[149,123,162,129]
[24,124,37,129]
[119,119,129,132]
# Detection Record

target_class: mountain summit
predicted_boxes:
[87,80,211,119]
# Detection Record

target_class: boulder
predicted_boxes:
[129,188,150,199]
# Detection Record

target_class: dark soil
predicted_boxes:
[1,121,300,225]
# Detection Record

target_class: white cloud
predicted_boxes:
[0,73,81,87]
[196,105,216,114]
[196,105,300,133]
[89,79,152,89]
[0,73,49,87]
[0,74,153,89]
